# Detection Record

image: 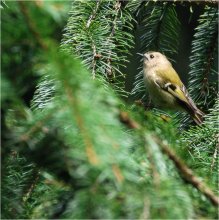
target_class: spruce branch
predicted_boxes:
[18,1,48,50]
[199,27,218,105]
[119,111,141,129]
[19,112,52,142]
[154,137,219,207]
[64,81,99,165]
[61,1,134,96]
[181,100,219,175]
[90,37,98,79]
[86,0,102,79]
[2,152,37,219]
[119,111,219,207]
[22,170,40,203]
[188,6,218,107]
[106,0,122,79]
[86,0,101,29]
[210,144,218,172]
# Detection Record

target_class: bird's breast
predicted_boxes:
[143,68,176,109]
[143,68,158,87]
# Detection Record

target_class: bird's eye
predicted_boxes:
[150,54,154,59]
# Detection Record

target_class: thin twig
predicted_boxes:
[106,0,122,78]
[140,198,150,220]
[18,1,48,50]
[20,112,52,142]
[119,111,141,129]
[144,136,161,186]
[86,0,101,28]
[119,110,219,207]
[64,81,99,165]
[154,3,168,50]
[200,29,218,104]
[154,136,219,207]
[91,39,97,79]
[210,138,218,172]
[86,1,102,79]
[23,170,40,203]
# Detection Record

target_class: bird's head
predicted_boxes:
[138,51,171,69]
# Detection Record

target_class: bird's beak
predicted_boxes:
[137,53,148,60]
[136,53,144,56]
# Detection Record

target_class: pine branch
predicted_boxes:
[210,144,218,172]
[2,152,37,219]
[188,6,218,108]
[18,1,48,50]
[105,1,122,79]
[23,50,195,218]
[181,100,219,183]
[63,81,99,165]
[19,112,52,142]
[61,1,134,96]
[86,0,101,29]
[119,110,219,207]
[3,2,219,218]
[22,170,40,203]
[31,75,56,111]
[154,137,219,207]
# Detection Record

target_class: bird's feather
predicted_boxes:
[155,67,204,125]
[165,83,204,125]
[156,67,183,86]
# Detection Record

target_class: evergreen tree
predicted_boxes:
[2,1,218,219]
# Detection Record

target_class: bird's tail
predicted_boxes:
[180,86,205,125]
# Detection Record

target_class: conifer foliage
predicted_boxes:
[2,1,218,219]
[188,6,218,109]
[61,1,134,95]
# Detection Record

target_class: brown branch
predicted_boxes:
[22,170,40,203]
[86,1,102,79]
[210,137,219,172]
[119,111,141,129]
[154,3,168,51]
[20,112,52,142]
[112,164,124,183]
[119,110,219,207]
[91,39,97,79]
[154,136,219,207]
[88,34,102,80]
[64,82,99,165]
[200,19,218,102]
[144,136,161,186]
[86,0,101,28]
[106,0,122,78]
[140,198,150,220]
[18,1,48,50]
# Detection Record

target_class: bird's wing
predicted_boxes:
[168,84,204,124]
[155,67,205,124]
[155,79,191,107]
[156,67,183,86]
[156,67,197,109]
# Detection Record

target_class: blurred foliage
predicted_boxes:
[1,1,70,107]
[2,1,218,219]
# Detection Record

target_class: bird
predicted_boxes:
[137,51,204,125]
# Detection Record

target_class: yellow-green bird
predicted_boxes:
[138,51,204,125]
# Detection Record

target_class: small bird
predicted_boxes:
[138,51,204,125]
